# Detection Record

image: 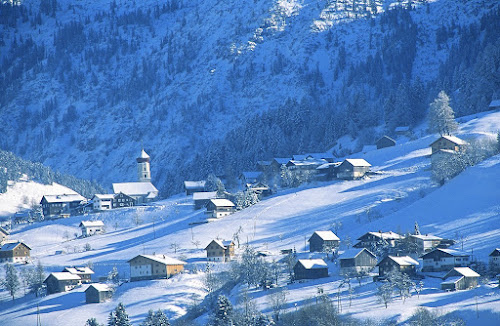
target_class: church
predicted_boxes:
[112,149,159,204]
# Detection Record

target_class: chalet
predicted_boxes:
[421,248,470,272]
[286,158,327,171]
[246,182,272,197]
[308,231,340,253]
[239,171,263,185]
[92,194,114,211]
[316,162,341,181]
[112,182,158,204]
[394,126,410,136]
[488,99,500,110]
[306,153,335,163]
[441,267,480,291]
[63,266,94,283]
[205,239,235,262]
[184,181,206,195]
[128,254,185,281]
[339,248,377,276]
[294,259,329,280]
[337,159,371,180]
[377,256,419,278]
[408,234,443,254]
[256,160,272,172]
[0,226,9,244]
[193,191,218,210]
[0,241,31,263]
[269,158,291,172]
[112,192,135,209]
[376,136,396,149]
[40,194,87,218]
[85,283,113,304]
[489,248,500,273]
[79,220,105,237]
[44,272,81,294]
[354,231,403,250]
[430,135,467,155]
[206,198,235,218]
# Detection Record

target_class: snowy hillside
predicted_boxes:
[1,0,499,196]
[0,110,499,325]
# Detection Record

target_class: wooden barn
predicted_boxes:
[128,254,185,281]
[112,192,135,208]
[205,239,235,262]
[294,259,328,280]
[44,272,81,294]
[489,248,500,273]
[354,231,403,250]
[430,135,467,155]
[337,159,371,179]
[377,256,419,278]
[376,136,396,149]
[339,248,377,275]
[441,267,480,291]
[308,231,340,252]
[183,181,206,195]
[85,283,113,303]
[421,248,470,272]
[193,191,218,210]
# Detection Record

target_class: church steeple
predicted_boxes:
[137,149,151,182]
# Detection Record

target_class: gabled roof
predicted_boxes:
[422,248,470,259]
[357,231,402,241]
[42,194,86,203]
[297,259,328,270]
[339,248,375,260]
[86,283,112,292]
[287,158,327,167]
[441,276,463,285]
[410,234,443,241]
[446,267,480,278]
[0,226,9,236]
[379,256,419,267]
[92,194,115,200]
[489,248,500,257]
[489,99,500,108]
[310,231,339,241]
[128,254,186,266]
[317,162,341,170]
[193,191,217,200]
[272,158,291,165]
[205,239,234,250]
[79,220,105,228]
[64,267,94,275]
[0,241,31,251]
[208,198,235,207]
[306,152,335,160]
[377,135,396,144]
[343,158,371,167]
[184,181,206,189]
[395,126,410,132]
[45,272,81,282]
[430,135,467,147]
[112,182,158,196]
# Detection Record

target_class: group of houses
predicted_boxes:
[39,149,159,220]
[0,226,31,264]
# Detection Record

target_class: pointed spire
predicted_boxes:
[414,221,420,235]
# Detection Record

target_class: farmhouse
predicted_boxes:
[0,226,9,244]
[184,181,206,195]
[408,234,444,254]
[205,239,235,262]
[63,266,94,283]
[79,220,105,237]
[308,231,340,252]
[206,198,235,218]
[294,259,329,280]
[44,272,81,294]
[489,248,500,273]
[339,248,377,276]
[430,135,467,155]
[92,194,114,211]
[376,136,396,149]
[269,158,291,172]
[40,194,87,218]
[441,267,480,291]
[377,256,419,278]
[421,248,470,272]
[239,171,263,185]
[128,254,186,281]
[256,160,272,172]
[85,283,113,304]
[193,191,218,210]
[112,192,135,208]
[354,231,403,250]
[336,159,371,179]
[0,241,31,263]
[246,182,272,197]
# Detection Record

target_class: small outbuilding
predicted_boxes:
[193,191,218,210]
[44,272,81,294]
[377,256,419,278]
[441,267,480,291]
[337,159,371,179]
[294,259,329,280]
[85,283,113,303]
[79,220,105,237]
[339,248,377,276]
[489,248,500,273]
[376,136,396,149]
[308,231,340,252]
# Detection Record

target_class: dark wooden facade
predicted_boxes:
[0,242,31,263]
[430,136,466,155]
[85,284,113,303]
[308,231,340,252]
[293,260,328,280]
[112,192,135,208]
[44,273,81,294]
[339,248,377,275]
[376,136,396,149]
[377,256,418,278]
[421,249,470,272]
[205,240,235,262]
[40,195,85,218]
[441,268,479,291]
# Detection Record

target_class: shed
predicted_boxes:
[441,267,480,291]
[294,259,329,280]
[193,191,217,210]
[376,136,396,149]
[85,283,113,303]
[206,199,235,218]
[308,231,340,252]
[430,135,467,155]
[377,256,419,278]
[489,99,500,110]
[339,248,377,275]
[79,220,105,237]
[184,181,206,195]
[337,159,371,179]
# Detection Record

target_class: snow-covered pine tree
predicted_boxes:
[428,91,458,136]
[86,318,103,326]
[108,303,132,326]
[211,295,234,326]
[2,263,20,300]
[141,309,170,326]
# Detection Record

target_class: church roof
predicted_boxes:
[112,182,158,196]
[138,149,150,159]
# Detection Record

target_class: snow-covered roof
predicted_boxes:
[306,152,335,160]
[206,239,234,249]
[79,220,104,228]
[339,248,373,260]
[0,226,9,235]
[449,267,480,278]
[311,231,339,241]
[344,158,371,167]
[192,191,217,200]
[209,198,235,207]
[430,135,467,146]
[387,256,419,266]
[298,259,328,269]
[138,149,150,159]
[489,99,500,108]
[112,182,158,196]
[87,283,112,292]
[432,248,470,257]
[288,158,327,166]
[441,276,463,285]
[257,160,271,166]
[184,181,206,189]
[377,135,396,143]
[0,242,31,251]
[42,194,86,203]
[46,272,81,281]
[92,194,115,200]
[273,158,291,165]
[316,162,341,170]
[64,267,94,275]
[395,126,410,132]
[410,234,443,241]
[489,248,500,256]
[129,254,186,266]
[361,231,402,241]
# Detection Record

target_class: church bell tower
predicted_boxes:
[137,149,151,182]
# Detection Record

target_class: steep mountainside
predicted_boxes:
[1,0,499,195]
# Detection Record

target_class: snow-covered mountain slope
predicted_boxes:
[0,110,499,325]
[1,0,498,196]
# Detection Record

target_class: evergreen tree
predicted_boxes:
[86,318,103,326]
[141,309,170,326]
[428,91,458,136]
[25,260,46,297]
[2,263,20,300]
[108,303,132,326]
[211,295,234,326]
